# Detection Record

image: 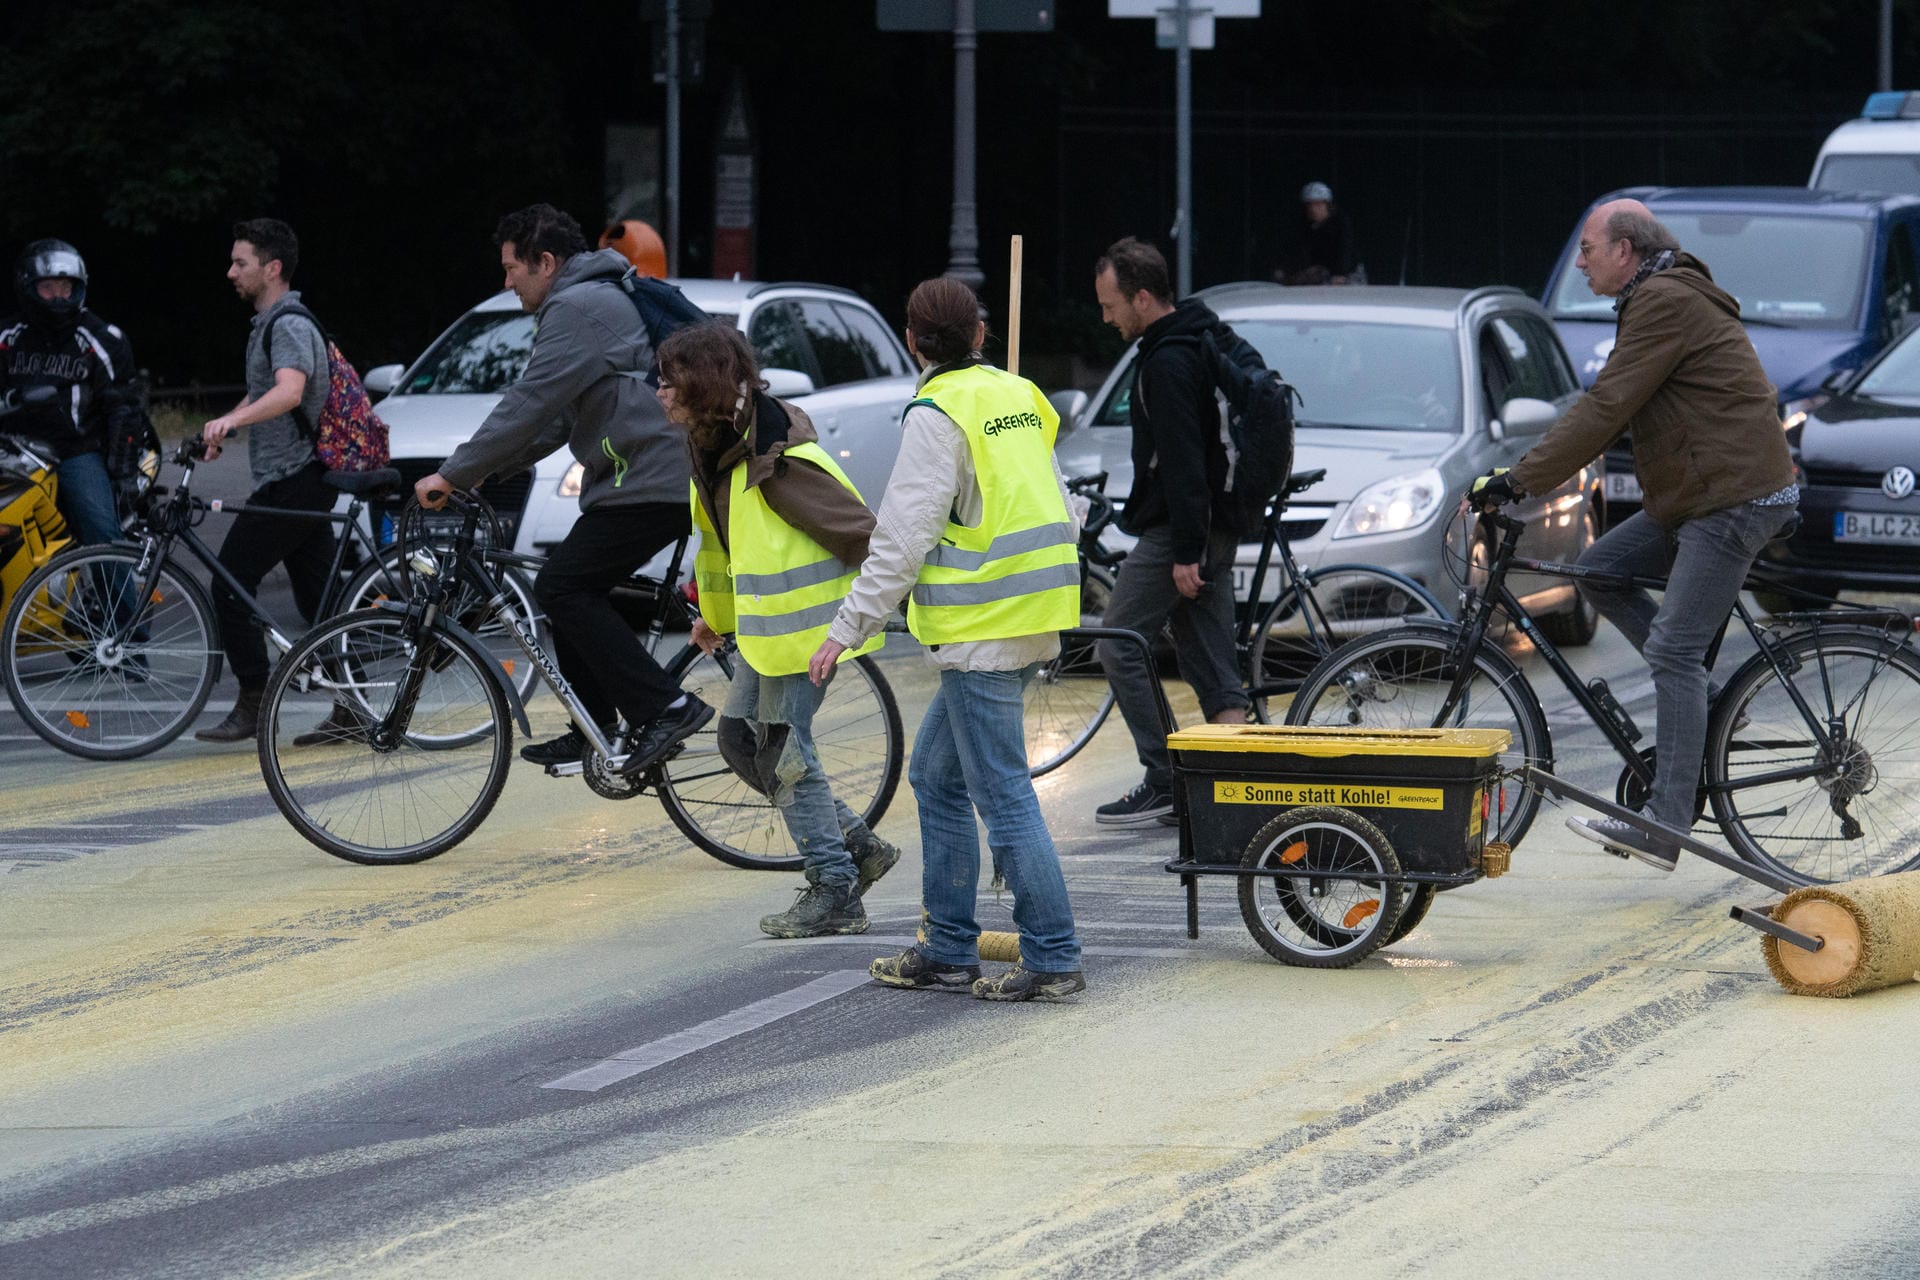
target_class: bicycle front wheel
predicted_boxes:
[1285,627,1551,847]
[3,544,219,759]
[1026,563,1116,776]
[656,647,904,870]
[1708,628,1920,883]
[258,609,511,864]
[1250,565,1446,723]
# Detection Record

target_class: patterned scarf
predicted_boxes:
[1614,248,1677,311]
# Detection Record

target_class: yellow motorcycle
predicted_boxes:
[0,386,71,617]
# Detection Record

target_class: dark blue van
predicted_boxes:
[1541,186,1920,518]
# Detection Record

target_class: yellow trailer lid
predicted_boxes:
[1165,724,1512,758]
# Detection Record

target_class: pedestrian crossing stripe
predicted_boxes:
[1211,781,1445,810]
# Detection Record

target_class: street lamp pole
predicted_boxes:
[1173,0,1193,298]
[946,0,985,289]
[665,0,681,275]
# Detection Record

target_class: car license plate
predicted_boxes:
[1604,472,1642,502]
[1834,511,1920,544]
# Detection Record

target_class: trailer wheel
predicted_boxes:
[1237,805,1404,968]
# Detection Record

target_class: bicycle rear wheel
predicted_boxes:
[2,544,219,759]
[259,609,511,864]
[341,549,544,705]
[655,646,904,870]
[1707,628,1920,883]
[1284,626,1551,848]
[1026,564,1116,776]
[1249,565,1446,723]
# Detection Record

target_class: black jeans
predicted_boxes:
[534,501,690,729]
[213,462,340,691]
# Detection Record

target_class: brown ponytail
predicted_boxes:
[905,276,984,366]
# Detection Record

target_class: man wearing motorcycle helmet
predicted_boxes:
[0,239,151,546]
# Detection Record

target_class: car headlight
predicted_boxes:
[1780,395,1828,432]
[558,461,585,497]
[1332,468,1446,540]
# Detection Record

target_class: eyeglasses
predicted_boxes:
[1579,237,1625,259]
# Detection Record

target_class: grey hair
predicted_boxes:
[1605,208,1681,258]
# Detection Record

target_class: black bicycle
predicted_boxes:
[1285,499,1920,887]
[1023,469,1447,775]
[256,491,904,867]
[0,437,426,759]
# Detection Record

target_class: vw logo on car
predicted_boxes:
[1883,466,1917,500]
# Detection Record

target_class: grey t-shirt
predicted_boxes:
[244,290,329,485]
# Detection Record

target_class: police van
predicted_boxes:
[1812,92,1920,195]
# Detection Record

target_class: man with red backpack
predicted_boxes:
[195,218,357,744]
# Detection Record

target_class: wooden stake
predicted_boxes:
[1006,234,1024,377]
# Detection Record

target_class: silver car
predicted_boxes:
[1051,283,1604,643]
[359,279,918,556]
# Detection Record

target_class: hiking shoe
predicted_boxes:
[1095,781,1174,827]
[620,697,715,776]
[194,688,263,743]
[1566,814,1679,872]
[294,701,371,747]
[972,966,1087,1002]
[845,825,901,894]
[869,946,980,992]
[519,723,609,766]
[760,883,868,938]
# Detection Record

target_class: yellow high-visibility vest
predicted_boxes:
[690,440,882,676]
[908,364,1079,646]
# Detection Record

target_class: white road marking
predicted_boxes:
[743,935,1204,959]
[541,969,874,1093]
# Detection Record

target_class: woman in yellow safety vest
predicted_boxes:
[656,322,900,938]
[808,276,1086,1002]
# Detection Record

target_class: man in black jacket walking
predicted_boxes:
[1090,237,1250,826]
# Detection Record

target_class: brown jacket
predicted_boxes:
[687,391,874,567]
[1511,252,1794,527]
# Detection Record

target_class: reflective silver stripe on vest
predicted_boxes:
[734,597,847,637]
[733,554,848,596]
[910,561,1080,608]
[922,521,1074,572]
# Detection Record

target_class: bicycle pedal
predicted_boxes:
[545,761,585,778]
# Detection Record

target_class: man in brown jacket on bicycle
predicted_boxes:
[1470,197,1798,871]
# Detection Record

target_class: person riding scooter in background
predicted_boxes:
[0,240,152,548]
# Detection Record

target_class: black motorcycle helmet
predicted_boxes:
[14,239,88,330]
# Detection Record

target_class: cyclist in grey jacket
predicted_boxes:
[417,204,710,774]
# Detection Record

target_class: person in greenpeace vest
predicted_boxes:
[808,276,1085,1003]
[657,321,901,938]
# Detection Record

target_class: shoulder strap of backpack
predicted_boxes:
[258,302,325,439]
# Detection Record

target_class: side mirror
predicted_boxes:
[762,367,816,399]
[1047,388,1089,433]
[1497,396,1560,437]
[362,363,405,397]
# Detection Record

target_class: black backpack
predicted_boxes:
[616,270,707,379]
[1203,326,1300,538]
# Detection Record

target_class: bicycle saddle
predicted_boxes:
[325,468,403,499]
[1285,468,1327,496]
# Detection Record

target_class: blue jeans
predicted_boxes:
[1098,523,1248,790]
[721,664,860,891]
[1578,502,1798,829]
[911,664,1081,973]
[55,451,121,546]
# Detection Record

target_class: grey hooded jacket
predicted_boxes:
[440,248,687,509]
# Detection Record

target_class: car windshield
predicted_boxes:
[1547,212,1870,327]
[1094,319,1461,432]
[398,308,740,395]
[1815,153,1920,196]
[1855,327,1920,400]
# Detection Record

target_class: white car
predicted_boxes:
[359,279,919,559]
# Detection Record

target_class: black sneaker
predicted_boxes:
[869,946,980,992]
[844,825,901,894]
[973,966,1087,1002]
[1095,781,1174,827]
[760,883,868,938]
[1565,814,1680,872]
[519,724,608,766]
[620,697,715,777]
